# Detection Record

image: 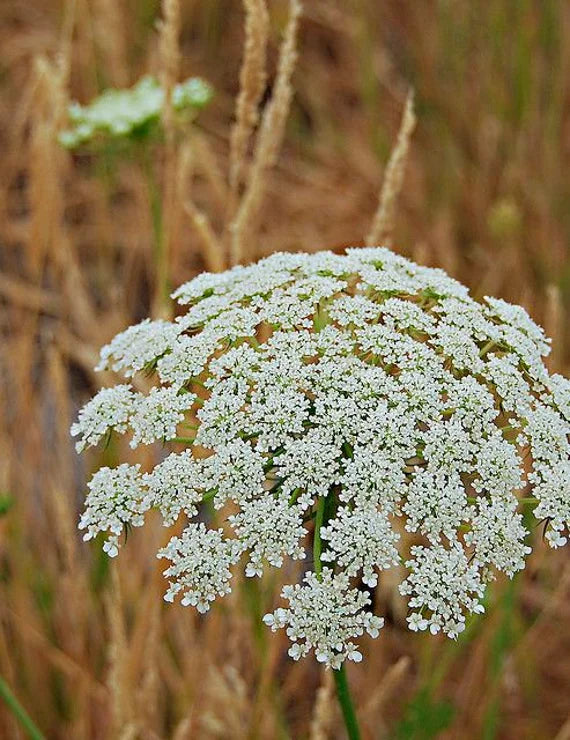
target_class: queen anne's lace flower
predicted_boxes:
[71,384,135,452]
[263,569,384,668]
[79,464,145,557]
[96,318,180,376]
[321,505,400,586]
[158,523,241,612]
[142,451,205,525]
[229,498,306,577]
[129,387,191,447]
[74,247,569,668]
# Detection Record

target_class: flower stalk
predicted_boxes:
[313,490,362,739]
[333,666,361,740]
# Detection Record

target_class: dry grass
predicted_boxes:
[1,0,569,738]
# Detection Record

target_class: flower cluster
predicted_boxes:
[73,247,569,668]
[59,75,213,150]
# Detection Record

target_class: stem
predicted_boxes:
[333,666,361,740]
[479,340,496,358]
[313,493,362,739]
[0,676,44,740]
[313,495,326,578]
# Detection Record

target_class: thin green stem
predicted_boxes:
[467,496,538,506]
[314,492,362,739]
[288,487,302,506]
[333,666,361,740]
[0,676,44,740]
[313,496,326,578]
[479,340,496,358]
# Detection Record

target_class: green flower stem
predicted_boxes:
[287,487,302,506]
[313,495,326,578]
[479,340,496,357]
[333,666,361,740]
[313,493,362,740]
[466,496,538,506]
[0,676,44,740]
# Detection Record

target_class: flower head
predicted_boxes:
[74,247,569,667]
[59,75,213,150]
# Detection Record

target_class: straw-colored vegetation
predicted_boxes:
[1,0,569,738]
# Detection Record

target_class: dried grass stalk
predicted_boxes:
[92,0,129,87]
[178,144,226,273]
[366,89,416,247]
[28,57,67,277]
[363,656,411,719]
[155,0,181,317]
[158,0,181,136]
[137,600,161,734]
[194,132,229,209]
[555,716,570,740]
[229,0,270,204]
[310,669,335,740]
[229,0,302,266]
[106,567,136,736]
[546,284,563,371]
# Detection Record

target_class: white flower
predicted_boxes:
[407,612,428,632]
[484,353,532,414]
[274,429,340,506]
[247,387,310,452]
[157,333,221,388]
[432,322,484,373]
[421,418,475,476]
[403,472,470,542]
[484,296,550,356]
[328,294,380,327]
[158,523,240,612]
[380,297,437,334]
[201,439,266,508]
[339,446,406,509]
[525,403,570,465]
[445,376,498,437]
[465,498,531,576]
[546,374,570,421]
[530,460,570,547]
[79,464,146,557]
[321,504,400,586]
[142,451,205,525]
[71,384,135,452]
[473,433,523,497]
[130,387,192,447]
[229,498,306,577]
[263,569,384,669]
[195,378,248,447]
[400,543,485,638]
[96,318,180,376]
[74,247,569,665]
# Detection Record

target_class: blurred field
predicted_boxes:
[1,0,570,738]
